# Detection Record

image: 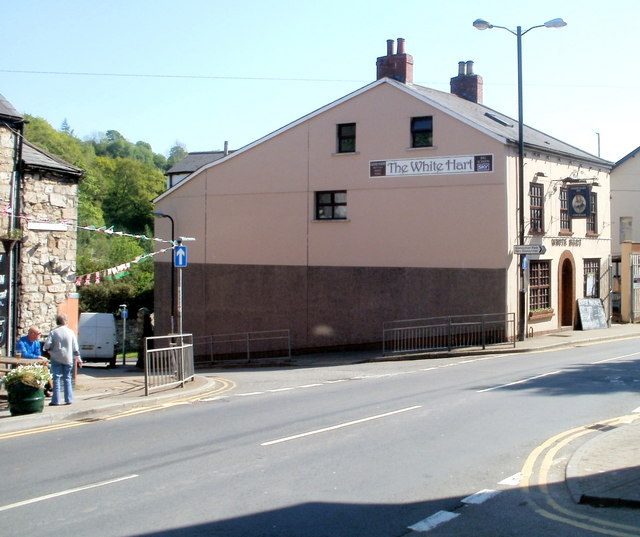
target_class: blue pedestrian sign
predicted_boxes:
[174,245,188,268]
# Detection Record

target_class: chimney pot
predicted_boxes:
[466,60,474,75]
[386,39,394,56]
[458,61,466,76]
[397,38,405,54]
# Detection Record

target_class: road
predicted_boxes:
[2,339,640,536]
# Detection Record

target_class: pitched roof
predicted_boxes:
[156,78,612,202]
[405,82,612,167]
[613,146,640,169]
[166,151,233,175]
[0,93,23,122]
[21,140,84,178]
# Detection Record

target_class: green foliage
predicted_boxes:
[22,116,183,314]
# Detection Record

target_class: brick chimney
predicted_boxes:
[376,38,414,83]
[450,60,483,103]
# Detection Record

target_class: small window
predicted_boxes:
[584,259,600,298]
[411,116,433,148]
[529,260,551,310]
[316,191,347,220]
[337,123,356,153]
[559,188,572,232]
[587,192,598,234]
[529,183,544,233]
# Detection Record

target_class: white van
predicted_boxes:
[78,313,117,367]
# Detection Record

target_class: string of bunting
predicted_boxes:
[74,246,175,287]
[0,202,174,244]
[0,201,176,287]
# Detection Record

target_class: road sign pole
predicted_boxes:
[178,267,183,335]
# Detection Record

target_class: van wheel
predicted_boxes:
[108,358,116,368]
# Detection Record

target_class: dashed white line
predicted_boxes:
[498,472,522,486]
[408,510,459,532]
[0,475,139,512]
[477,370,562,393]
[461,489,501,505]
[261,405,422,446]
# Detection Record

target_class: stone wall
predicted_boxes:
[16,171,78,336]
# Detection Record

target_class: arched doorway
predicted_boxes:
[559,253,575,327]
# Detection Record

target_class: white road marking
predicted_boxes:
[298,383,323,388]
[235,392,265,397]
[591,351,640,364]
[0,474,139,512]
[268,387,295,392]
[498,472,522,486]
[261,405,422,446]
[461,489,501,504]
[408,510,459,532]
[477,370,562,393]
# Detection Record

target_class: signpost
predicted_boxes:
[174,245,188,268]
[514,244,546,255]
[174,244,187,334]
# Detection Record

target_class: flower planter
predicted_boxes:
[7,382,45,416]
[529,309,554,322]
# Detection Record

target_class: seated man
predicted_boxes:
[17,326,46,359]
[17,326,51,396]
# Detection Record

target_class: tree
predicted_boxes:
[97,157,165,234]
[167,142,188,169]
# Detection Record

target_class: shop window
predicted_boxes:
[529,260,551,310]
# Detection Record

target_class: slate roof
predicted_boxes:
[0,93,22,122]
[406,82,612,167]
[21,140,84,178]
[167,151,233,175]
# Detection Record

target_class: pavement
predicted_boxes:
[1,322,640,510]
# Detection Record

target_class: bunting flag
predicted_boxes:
[74,247,175,287]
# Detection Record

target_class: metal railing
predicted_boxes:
[383,313,516,356]
[144,334,195,395]
[193,329,291,365]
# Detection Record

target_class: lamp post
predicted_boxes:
[473,17,566,342]
[154,211,176,334]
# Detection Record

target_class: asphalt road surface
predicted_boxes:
[2,338,640,536]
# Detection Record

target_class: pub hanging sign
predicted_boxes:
[568,185,591,218]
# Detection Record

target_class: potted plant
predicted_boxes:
[1,364,51,416]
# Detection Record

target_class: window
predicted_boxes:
[559,188,572,232]
[529,260,551,310]
[587,192,598,234]
[315,191,347,220]
[411,116,433,148]
[529,183,544,233]
[337,123,356,153]
[584,259,600,298]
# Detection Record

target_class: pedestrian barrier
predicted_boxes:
[382,313,516,356]
[193,329,291,365]
[143,334,195,395]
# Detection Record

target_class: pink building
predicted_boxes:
[154,40,612,353]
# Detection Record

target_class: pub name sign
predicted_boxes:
[370,154,493,178]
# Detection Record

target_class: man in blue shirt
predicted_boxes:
[17,326,45,359]
[17,326,51,397]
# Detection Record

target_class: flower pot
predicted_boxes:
[7,382,45,416]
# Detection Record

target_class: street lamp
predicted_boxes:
[473,17,567,342]
[154,210,176,334]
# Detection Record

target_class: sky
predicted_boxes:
[0,0,638,163]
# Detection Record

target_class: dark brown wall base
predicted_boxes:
[155,263,507,351]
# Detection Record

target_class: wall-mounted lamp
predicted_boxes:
[534,172,548,177]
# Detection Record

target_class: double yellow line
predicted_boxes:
[0,377,236,440]
[521,414,640,536]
